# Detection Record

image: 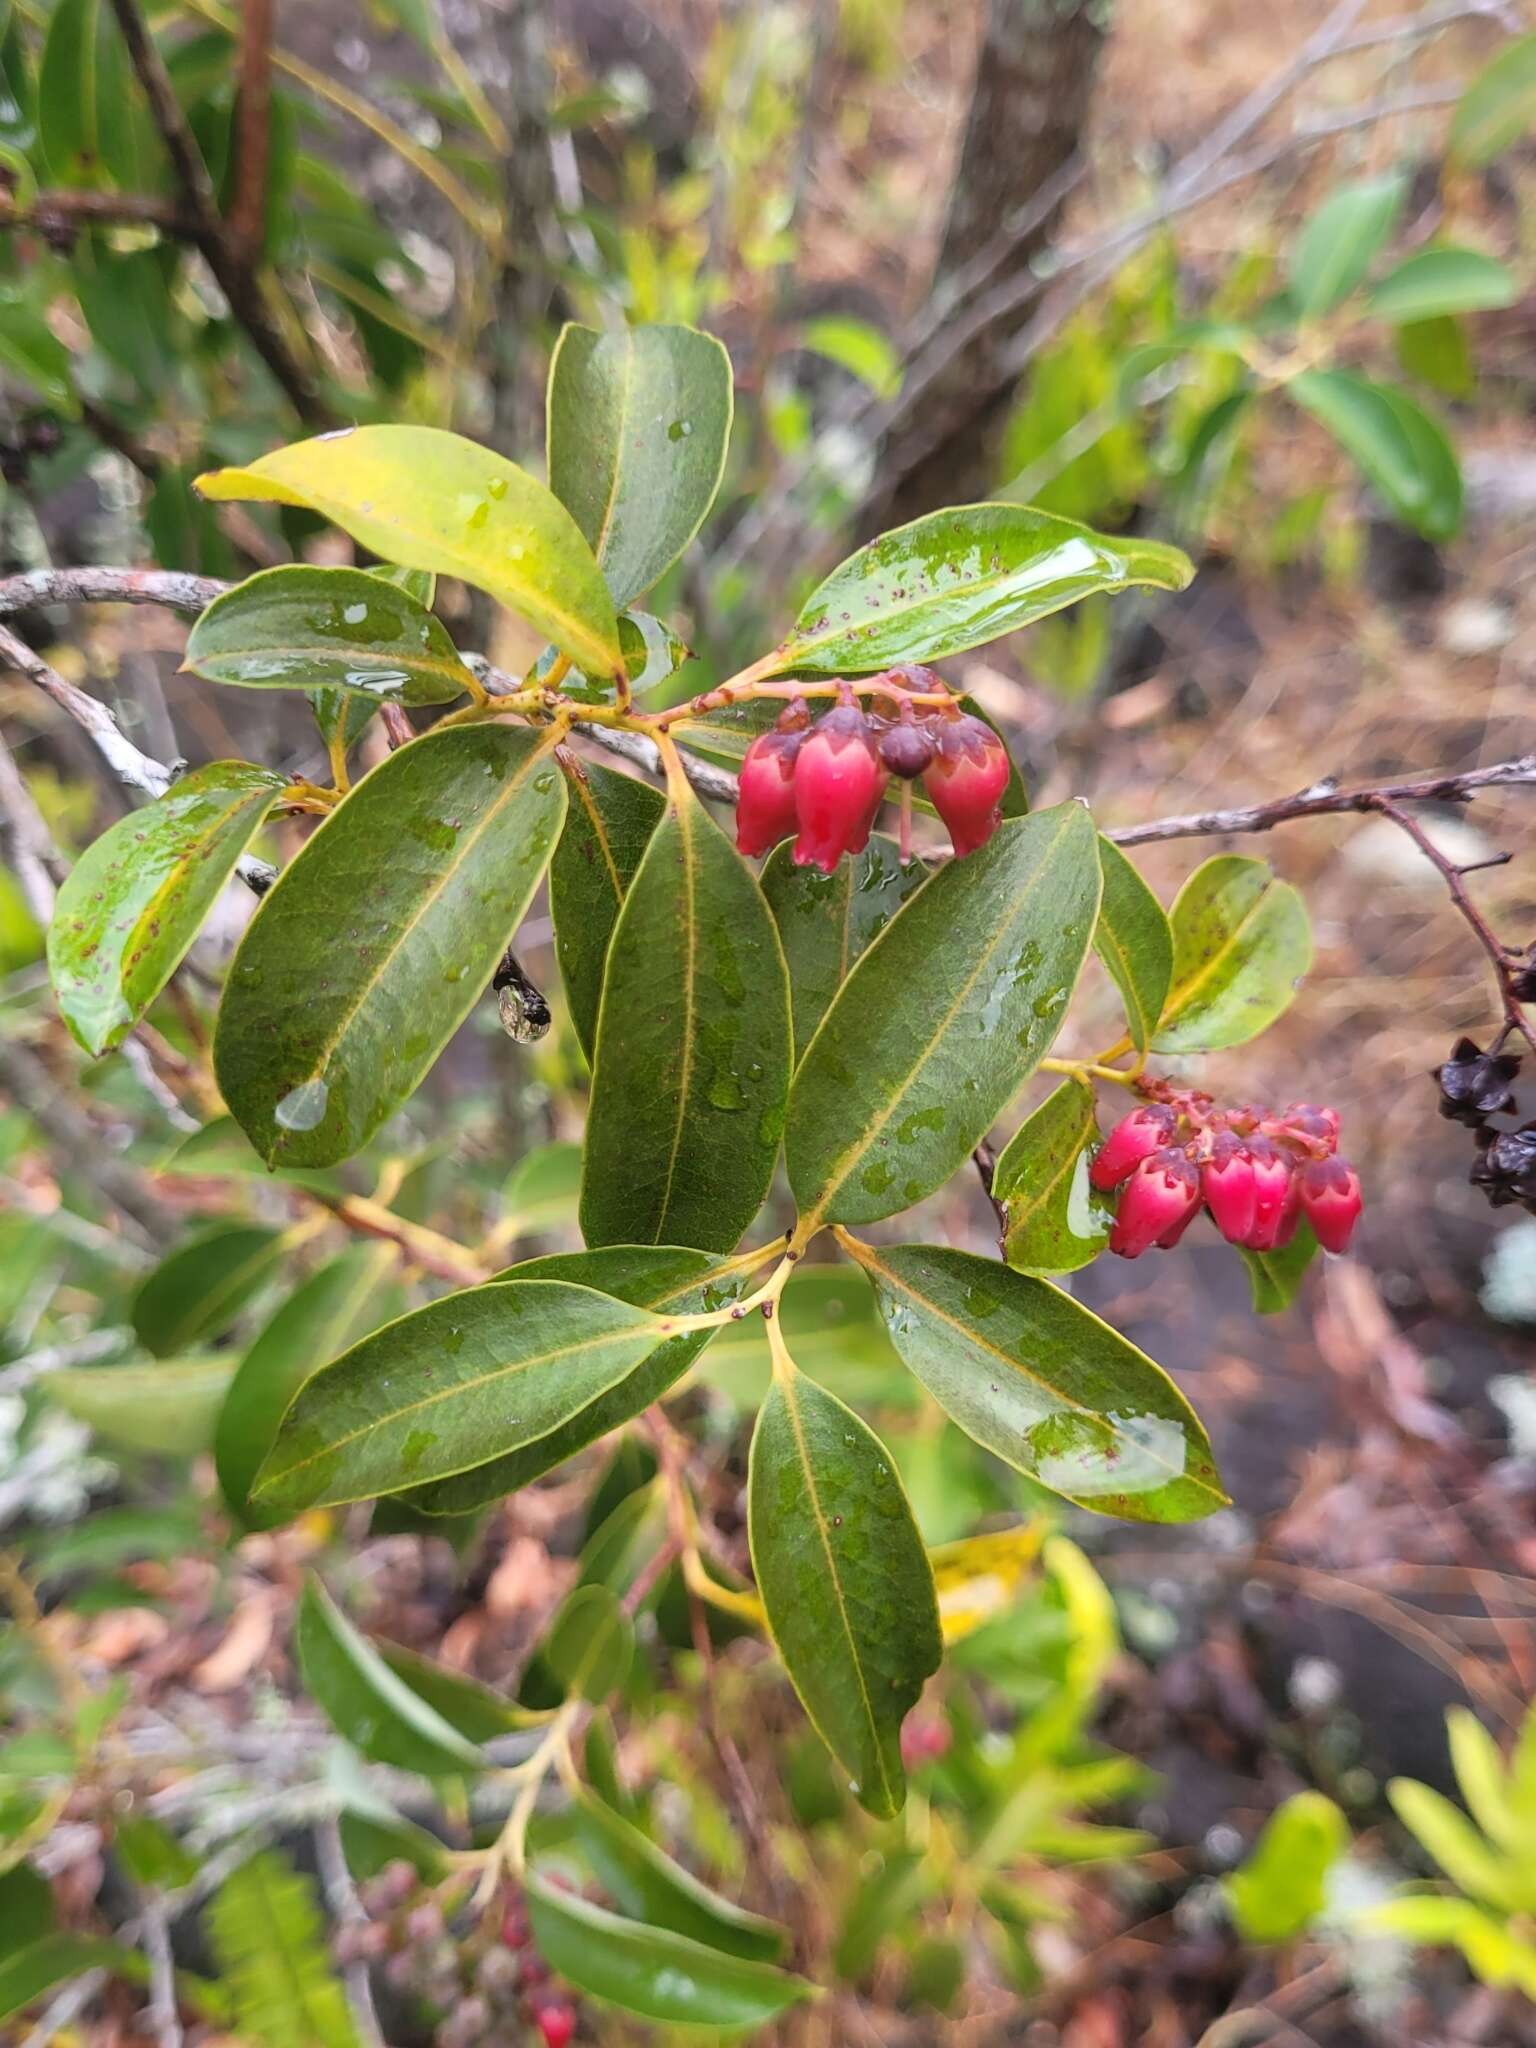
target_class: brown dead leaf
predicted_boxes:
[191,1591,276,1692]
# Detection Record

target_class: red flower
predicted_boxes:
[922,712,1010,857]
[1202,1131,1257,1246]
[1242,1139,1296,1251]
[534,2003,576,2048]
[1109,1147,1201,1258]
[1090,1103,1178,1192]
[734,726,803,857]
[1299,1155,1363,1253]
[792,704,887,872]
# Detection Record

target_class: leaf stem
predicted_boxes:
[1038,1055,1141,1088]
[471,1702,581,1903]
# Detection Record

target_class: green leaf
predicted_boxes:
[337,1811,447,1883]
[1365,1897,1536,1995]
[38,0,161,189]
[696,1262,911,1412]
[214,725,566,1167]
[1153,854,1312,1054]
[994,1080,1111,1275]
[1396,315,1474,400]
[0,294,77,412]
[1289,174,1405,318]
[158,1115,342,1194]
[1224,1791,1349,1943]
[1366,246,1517,325]
[1387,1778,1519,1912]
[497,1140,584,1241]
[580,784,792,1254]
[543,1583,634,1703]
[1289,369,1462,541]
[0,1866,54,1959]
[548,758,664,1062]
[49,762,285,1056]
[1450,33,1536,167]
[1239,1225,1319,1314]
[764,505,1193,677]
[748,1363,941,1818]
[252,1279,665,1513]
[295,1578,485,1775]
[762,834,929,1063]
[849,1241,1227,1523]
[404,1245,742,1514]
[1447,1708,1518,1853]
[799,314,901,398]
[546,321,733,609]
[131,1224,282,1357]
[195,427,621,679]
[376,1643,539,1741]
[525,1870,811,2027]
[183,566,477,708]
[45,1357,234,1455]
[1094,837,1172,1053]
[786,804,1101,1227]
[571,1785,786,1960]
[0,1935,141,2026]
[113,1814,198,1891]
[206,1850,361,2048]
[216,1247,398,1528]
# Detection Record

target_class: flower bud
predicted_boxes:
[1242,1139,1296,1251]
[1281,1103,1341,1150]
[1090,1102,1178,1191]
[1298,1155,1362,1253]
[1201,1131,1258,1246]
[922,712,1011,858]
[878,717,936,780]
[534,2003,576,2048]
[1435,1036,1520,1127]
[792,704,887,873]
[734,726,802,857]
[1109,1147,1201,1259]
[900,1714,952,1768]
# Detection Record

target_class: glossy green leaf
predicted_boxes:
[157,1115,342,1194]
[787,804,1101,1226]
[0,1936,141,2025]
[580,785,792,1254]
[132,1224,283,1357]
[696,1263,912,1412]
[1224,1791,1348,1942]
[525,1870,811,2027]
[295,1578,485,1775]
[1239,1224,1319,1315]
[762,834,929,1062]
[1290,369,1462,541]
[1396,315,1474,400]
[46,1357,234,1455]
[216,1247,397,1528]
[1289,174,1405,317]
[547,321,733,608]
[183,566,477,708]
[214,725,566,1167]
[1153,854,1312,1053]
[548,758,664,1061]
[763,505,1193,677]
[195,427,620,678]
[405,1246,743,1514]
[994,1080,1111,1275]
[376,1643,539,1741]
[1387,1778,1518,1912]
[252,1279,665,1513]
[1094,837,1172,1053]
[544,1583,634,1703]
[748,1363,941,1817]
[571,1785,786,1960]
[38,0,160,188]
[49,762,285,1056]
[1366,247,1517,326]
[849,1241,1227,1523]
[1450,33,1536,167]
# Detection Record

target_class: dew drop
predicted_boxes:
[486,475,509,500]
[667,418,693,441]
[274,1078,329,1132]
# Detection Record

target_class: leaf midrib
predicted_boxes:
[590,330,636,572]
[651,804,699,1238]
[1160,876,1278,1034]
[125,780,284,1006]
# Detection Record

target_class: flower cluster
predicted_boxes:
[1091,1087,1361,1261]
[735,677,1011,870]
[1438,1034,1536,1214]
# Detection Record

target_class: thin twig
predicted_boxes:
[314,1813,385,2048]
[1105,759,1536,844]
[0,723,63,923]
[141,1894,184,2048]
[0,1035,177,1247]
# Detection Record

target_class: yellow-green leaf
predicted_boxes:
[1153,854,1312,1053]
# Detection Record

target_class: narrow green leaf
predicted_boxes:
[38,0,161,189]
[748,1364,941,1818]
[337,1811,447,1884]
[46,1357,234,1455]
[216,1246,398,1528]
[1366,246,1517,326]
[49,762,285,1056]
[1153,854,1312,1053]
[543,1583,634,1703]
[548,758,664,1062]
[1290,369,1463,540]
[295,1578,486,1775]
[183,566,477,708]
[1365,1896,1536,1995]
[0,1936,141,2025]
[1239,1225,1319,1315]
[1289,174,1405,318]
[132,1224,282,1357]
[195,427,621,678]
[376,1643,541,1740]
[1387,1778,1518,1912]
[0,294,77,412]
[1396,315,1474,400]
[1224,1791,1349,1942]
[404,1245,743,1514]
[799,313,902,398]
[1447,1708,1518,1853]
[850,1241,1227,1523]
[580,784,792,1254]
[995,1080,1111,1275]
[787,804,1102,1226]
[572,1785,786,1960]
[547,321,733,608]
[764,505,1193,676]
[214,725,566,1167]
[252,1279,665,1513]
[525,1870,811,2027]
[762,834,929,1063]
[1094,837,1172,1053]
[0,1866,55,1959]
[1450,33,1536,167]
